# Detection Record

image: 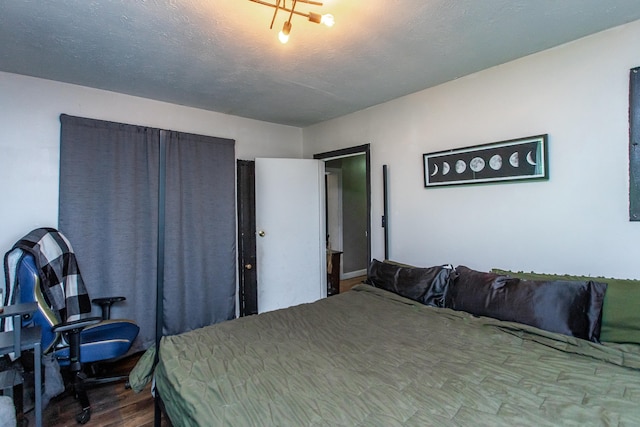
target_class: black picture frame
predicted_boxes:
[423,134,548,188]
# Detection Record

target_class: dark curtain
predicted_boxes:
[163,130,236,335]
[58,115,236,351]
[59,115,159,352]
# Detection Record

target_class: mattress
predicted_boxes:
[155,284,640,426]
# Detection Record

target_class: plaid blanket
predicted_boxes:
[3,227,91,322]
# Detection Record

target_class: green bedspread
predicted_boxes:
[155,285,640,426]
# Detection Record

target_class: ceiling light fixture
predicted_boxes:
[249,0,334,44]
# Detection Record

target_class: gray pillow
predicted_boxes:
[366,259,454,307]
[446,266,607,342]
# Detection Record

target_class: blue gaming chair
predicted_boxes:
[13,253,139,424]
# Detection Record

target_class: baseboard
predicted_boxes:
[340,269,367,280]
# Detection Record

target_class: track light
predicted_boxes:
[249,0,335,44]
[308,12,334,27]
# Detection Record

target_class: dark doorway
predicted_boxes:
[314,145,371,280]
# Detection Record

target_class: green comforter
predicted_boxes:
[155,285,640,426]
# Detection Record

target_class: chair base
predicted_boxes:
[64,367,132,424]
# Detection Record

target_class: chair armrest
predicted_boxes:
[52,317,102,372]
[92,296,126,320]
[52,317,102,334]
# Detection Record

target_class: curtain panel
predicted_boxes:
[59,115,236,352]
[163,130,236,335]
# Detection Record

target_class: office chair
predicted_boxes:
[12,253,139,424]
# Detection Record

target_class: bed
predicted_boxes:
[153,278,640,426]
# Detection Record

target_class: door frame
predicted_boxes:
[314,144,371,268]
[325,167,344,256]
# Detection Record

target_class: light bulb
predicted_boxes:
[278,31,290,43]
[279,21,292,44]
[321,14,334,27]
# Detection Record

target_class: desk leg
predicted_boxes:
[33,342,42,427]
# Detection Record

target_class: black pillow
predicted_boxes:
[446,266,607,342]
[366,259,454,307]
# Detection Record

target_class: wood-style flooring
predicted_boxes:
[339,275,366,293]
[25,276,366,426]
[25,352,168,427]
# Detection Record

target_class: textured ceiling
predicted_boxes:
[2,1,640,127]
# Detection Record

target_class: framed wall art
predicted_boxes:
[423,134,548,188]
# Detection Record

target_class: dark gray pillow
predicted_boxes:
[446,266,607,342]
[366,259,454,307]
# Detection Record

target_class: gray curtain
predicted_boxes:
[163,130,236,335]
[58,115,236,352]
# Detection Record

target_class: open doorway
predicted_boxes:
[314,145,371,292]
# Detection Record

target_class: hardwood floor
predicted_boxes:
[339,275,367,293]
[25,352,169,427]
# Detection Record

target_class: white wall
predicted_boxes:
[0,72,302,267]
[304,20,640,279]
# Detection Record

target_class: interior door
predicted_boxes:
[255,158,327,313]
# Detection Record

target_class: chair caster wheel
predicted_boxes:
[76,408,91,424]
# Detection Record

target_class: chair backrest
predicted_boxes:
[15,254,62,353]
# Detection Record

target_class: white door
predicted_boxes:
[255,158,326,313]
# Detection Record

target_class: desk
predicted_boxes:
[0,302,42,427]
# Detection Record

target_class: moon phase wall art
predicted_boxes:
[423,134,548,187]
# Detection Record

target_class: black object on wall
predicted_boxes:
[383,164,389,260]
[630,67,640,220]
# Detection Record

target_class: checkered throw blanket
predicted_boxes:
[3,227,91,322]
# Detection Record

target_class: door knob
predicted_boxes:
[258,230,266,237]
[245,264,253,270]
